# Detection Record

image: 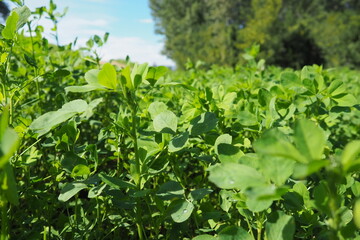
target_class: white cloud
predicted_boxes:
[29,15,109,44]
[63,17,108,27]
[23,6,174,67]
[138,18,153,24]
[97,36,175,67]
[58,17,109,42]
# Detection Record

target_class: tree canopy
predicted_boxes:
[0,1,9,20]
[149,0,360,69]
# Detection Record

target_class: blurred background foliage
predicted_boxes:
[149,0,360,69]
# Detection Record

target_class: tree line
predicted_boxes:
[0,1,9,20]
[149,0,360,69]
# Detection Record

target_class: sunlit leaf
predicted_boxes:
[294,119,326,161]
[265,211,295,240]
[0,128,18,169]
[58,182,88,202]
[341,140,360,173]
[98,172,136,189]
[254,129,307,163]
[333,94,358,107]
[1,163,19,205]
[153,110,178,134]
[218,226,254,240]
[29,100,89,136]
[245,185,288,212]
[192,235,217,240]
[98,63,117,89]
[354,199,360,229]
[71,164,90,178]
[148,101,168,120]
[2,11,19,39]
[88,184,107,198]
[237,111,258,126]
[146,66,168,85]
[208,163,266,190]
[14,6,31,29]
[259,156,295,186]
[168,199,194,223]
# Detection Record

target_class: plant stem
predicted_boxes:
[169,155,186,189]
[116,135,121,176]
[43,227,46,240]
[75,195,79,232]
[130,104,141,187]
[127,92,146,240]
[257,226,262,240]
[136,222,144,240]
[326,171,341,240]
[96,197,101,236]
[0,199,8,240]
[256,213,263,240]
[245,217,255,239]
[8,95,13,125]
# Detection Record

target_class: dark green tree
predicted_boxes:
[149,0,250,68]
[274,0,360,68]
[0,1,9,20]
[149,0,360,69]
[237,0,283,64]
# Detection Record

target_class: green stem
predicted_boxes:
[8,95,13,125]
[257,226,262,240]
[130,104,141,187]
[116,134,122,177]
[245,217,255,239]
[136,222,144,240]
[169,154,186,189]
[116,144,121,176]
[47,203,51,240]
[326,171,341,240]
[120,78,146,239]
[75,195,79,232]
[96,197,101,236]
[0,83,5,105]
[0,199,8,240]
[127,92,145,240]
[132,119,146,240]
[43,226,46,240]
[256,213,263,240]
[192,211,200,231]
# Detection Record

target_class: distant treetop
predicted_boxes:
[0,1,9,20]
[149,0,360,69]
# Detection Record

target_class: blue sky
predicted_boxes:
[12,0,174,66]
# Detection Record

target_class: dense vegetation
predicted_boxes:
[150,0,360,69]
[0,2,360,240]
